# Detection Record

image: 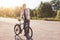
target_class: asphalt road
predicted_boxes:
[0,18,60,40]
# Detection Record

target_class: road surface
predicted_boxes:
[0,18,60,40]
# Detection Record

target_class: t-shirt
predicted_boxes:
[20,8,30,20]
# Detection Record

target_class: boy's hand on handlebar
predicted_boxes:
[18,18,21,21]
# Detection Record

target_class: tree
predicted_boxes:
[14,6,21,17]
[37,1,44,18]
[51,0,60,18]
[51,0,60,11]
[30,9,36,19]
[40,2,55,18]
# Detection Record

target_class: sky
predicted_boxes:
[0,0,51,9]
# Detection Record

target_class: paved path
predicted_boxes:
[0,18,60,40]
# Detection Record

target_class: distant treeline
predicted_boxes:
[0,6,21,18]
[0,0,60,19]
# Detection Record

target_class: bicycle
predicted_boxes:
[14,19,33,39]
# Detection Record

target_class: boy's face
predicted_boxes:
[23,4,26,9]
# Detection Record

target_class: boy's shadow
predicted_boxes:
[26,38,33,40]
[15,35,33,40]
[15,35,23,40]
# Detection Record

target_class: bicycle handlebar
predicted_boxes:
[18,19,21,21]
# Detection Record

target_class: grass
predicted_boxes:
[0,16,60,21]
[43,18,60,21]
[31,17,60,21]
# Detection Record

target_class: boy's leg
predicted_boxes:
[24,20,27,35]
[27,20,30,34]
[24,20,30,36]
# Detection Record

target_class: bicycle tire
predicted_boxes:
[14,24,21,35]
[26,27,33,39]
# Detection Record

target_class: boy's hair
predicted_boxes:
[23,4,26,7]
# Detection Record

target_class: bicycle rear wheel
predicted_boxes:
[26,27,33,39]
[14,24,21,35]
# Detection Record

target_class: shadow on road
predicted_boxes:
[15,35,33,40]
[15,35,23,40]
[26,38,33,40]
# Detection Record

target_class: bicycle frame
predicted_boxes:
[18,20,24,31]
[18,20,29,32]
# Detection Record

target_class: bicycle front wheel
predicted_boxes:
[14,24,21,35]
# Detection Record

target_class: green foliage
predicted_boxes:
[0,0,60,20]
[56,10,60,19]
[30,9,35,18]
[39,2,56,18]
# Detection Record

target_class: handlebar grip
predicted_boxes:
[18,19,21,21]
